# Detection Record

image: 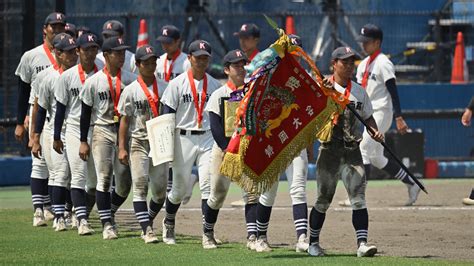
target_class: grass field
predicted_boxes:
[1,180,473,265]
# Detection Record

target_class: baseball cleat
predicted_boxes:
[308,242,325,256]
[295,233,309,252]
[405,183,421,206]
[102,222,118,240]
[246,234,257,250]
[202,231,218,249]
[55,217,67,232]
[230,199,245,207]
[71,213,78,229]
[357,242,377,257]
[33,208,47,227]
[78,219,94,235]
[64,211,74,229]
[44,208,55,221]
[462,197,474,205]
[141,226,159,244]
[338,198,351,207]
[162,219,176,245]
[255,235,272,252]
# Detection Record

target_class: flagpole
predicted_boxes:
[345,104,427,194]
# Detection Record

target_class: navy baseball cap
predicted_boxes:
[65,23,76,37]
[44,12,66,26]
[136,45,157,61]
[188,40,212,57]
[102,36,130,52]
[356,24,383,42]
[76,26,91,38]
[157,25,181,43]
[77,33,100,49]
[331,46,356,60]
[53,33,77,51]
[102,20,124,36]
[223,49,248,65]
[234,23,260,38]
[288,34,302,47]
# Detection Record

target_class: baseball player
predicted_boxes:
[79,36,135,240]
[461,96,474,205]
[234,23,260,61]
[346,23,418,206]
[308,47,383,257]
[202,49,248,249]
[15,12,66,226]
[160,40,221,245]
[117,45,169,243]
[31,33,78,232]
[65,23,76,38]
[53,32,102,235]
[154,24,191,205]
[96,20,137,74]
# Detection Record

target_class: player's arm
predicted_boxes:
[461,96,474,126]
[15,78,31,141]
[53,101,66,154]
[79,102,92,161]
[364,115,384,143]
[29,98,39,149]
[209,111,229,151]
[32,100,47,159]
[118,115,130,165]
[385,78,408,134]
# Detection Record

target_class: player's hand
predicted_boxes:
[27,135,34,149]
[369,129,384,143]
[24,116,29,130]
[118,148,129,166]
[79,142,90,161]
[461,108,472,126]
[31,138,42,159]
[395,116,409,135]
[322,77,334,90]
[14,124,26,142]
[53,140,64,154]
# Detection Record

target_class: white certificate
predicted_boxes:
[146,113,175,166]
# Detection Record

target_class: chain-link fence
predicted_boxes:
[1,0,473,156]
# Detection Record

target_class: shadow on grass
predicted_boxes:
[265,253,356,259]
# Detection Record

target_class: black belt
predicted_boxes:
[180,129,206,135]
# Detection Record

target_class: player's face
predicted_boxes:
[333,57,355,79]
[105,50,126,68]
[161,39,181,55]
[78,46,98,65]
[137,57,157,78]
[189,54,210,71]
[43,23,66,42]
[57,49,78,69]
[225,60,246,86]
[239,36,259,53]
[362,39,381,55]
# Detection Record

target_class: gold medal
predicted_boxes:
[114,115,119,123]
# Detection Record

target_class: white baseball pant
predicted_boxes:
[91,124,131,195]
[168,130,212,205]
[29,107,51,181]
[49,129,71,188]
[259,149,308,207]
[360,108,393,168]
[65,125,96,191]
[129,138,168,202]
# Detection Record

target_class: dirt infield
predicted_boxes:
[136,179,473,261]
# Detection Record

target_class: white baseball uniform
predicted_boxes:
[117,77,168,202]
[356,53,395,168]
[160,71,221,204]
[80,69,136,194]
[56,64,101,191]
[36,67,71,188]
[16,43,55,180]
[96,50,137,74]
